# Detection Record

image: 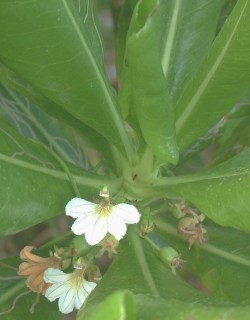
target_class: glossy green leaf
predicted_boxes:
[175,0,250,149]
[160,0,224,104]
[112,1,133,79]
[0,0,133,161]
[154,148,250,233]
[216,0,238,33]
[119,0,178,163]
[73,0,104,62]
[136,294,250,320]
[0,124,121,235]
[79,291,136,320]
[155,217,250,305]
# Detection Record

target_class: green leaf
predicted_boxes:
[0,124,121,235]
[79,291,136,320]
[73,0,104,62]
[160,0,224,104]
[154,148,250,233]
[175,0,250,150]
[119,0,178,163]
[112,1,133,79]
[136,294,250,320]
[155,217,250,305]
[0,0,133,161]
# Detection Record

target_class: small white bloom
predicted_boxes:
[44,268,96,314]
[66,197,141,245]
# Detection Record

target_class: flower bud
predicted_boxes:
[140,209,154,236]
[159,247,185,275]
[96,235,119,259]
[178,214,207,249]
[86,264,102,283]
[70,236,91,258]
[73,257,86,269]
[170,201,187,219]
[99,186,109,198]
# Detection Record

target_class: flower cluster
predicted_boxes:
[17,187,141,314]
[18,248,97,314]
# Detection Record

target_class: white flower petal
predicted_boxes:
[71,214,96,235]
[66,198,95,218]
[85,217,108,245]
[114,204,141,224]
[45,283,71,302]
[58,287,75,314]
[44,268,96,314]
[74,286,87,310]
[107,213,127,240]
[83,281,97,295]
[44,268,71,284]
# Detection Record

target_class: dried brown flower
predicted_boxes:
[178,212,207,249]
[18,246,62,294]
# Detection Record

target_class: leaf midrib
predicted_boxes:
[161,0,182,79]
[61,0,132,160]
[130,231,159,296]
[175,0,249,134]
[154,168,250,187]
[0,152,119,189]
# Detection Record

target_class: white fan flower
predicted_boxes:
[66,193,141,246]
[44,268,96,314]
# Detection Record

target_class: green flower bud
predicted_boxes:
[159,247,185,275]
[170,201,187,219]
[74,257,86,269]
[86,264,102,283]
[99,186,109,198]
[140,210,154,236]
[96,235,119,259]
[70,236,91,258]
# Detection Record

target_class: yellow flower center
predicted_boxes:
[96,202,113,217]
[69,270,85,290]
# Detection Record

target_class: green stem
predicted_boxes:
[133,228,160,252]
[129,231,159,296]
[135,146,155,183]
[154,217,250,268]
[144,236,160,252]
